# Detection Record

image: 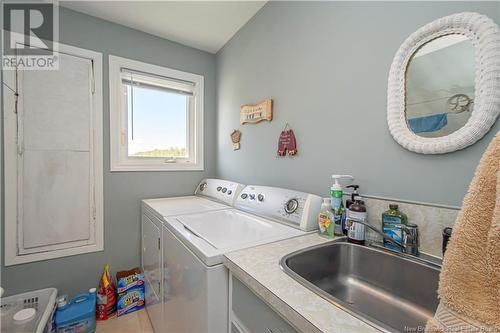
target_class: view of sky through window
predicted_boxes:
[126,85,188,158]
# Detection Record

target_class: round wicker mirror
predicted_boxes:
[387,12,500,154]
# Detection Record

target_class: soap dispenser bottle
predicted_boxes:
[330,175,354,236]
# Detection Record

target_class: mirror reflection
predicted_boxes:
[406,34,474,138]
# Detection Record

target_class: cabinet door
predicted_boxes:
[231,276,298,333]
[141,210,162,333]
[14,51,102,258]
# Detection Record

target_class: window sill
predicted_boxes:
[110,163,204,172]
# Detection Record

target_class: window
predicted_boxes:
[3,42,103,265]
[109,55,204,171]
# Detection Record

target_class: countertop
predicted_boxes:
[223,233,380,333]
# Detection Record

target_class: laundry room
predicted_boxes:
[1,1,499,333]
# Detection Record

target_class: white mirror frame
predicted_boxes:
[387,12,500,154]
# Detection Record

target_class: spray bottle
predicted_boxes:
[331,175,354,236]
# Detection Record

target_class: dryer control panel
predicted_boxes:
[235,186,322,231]
[195,179,245,206]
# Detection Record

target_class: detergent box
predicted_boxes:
[116,268,145,317]
[116,267,145,293]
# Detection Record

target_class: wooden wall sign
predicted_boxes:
[277,123,297,157]
[240,99,273,124]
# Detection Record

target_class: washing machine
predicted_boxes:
[159,185,322,332]
[141,178,244,332]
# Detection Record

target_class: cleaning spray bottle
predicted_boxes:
[331,175,354,236]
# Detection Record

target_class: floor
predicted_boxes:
[96,309,153,333]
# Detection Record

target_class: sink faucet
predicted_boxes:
[349,220,419,256]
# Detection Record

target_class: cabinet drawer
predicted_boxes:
[232,276,298,333]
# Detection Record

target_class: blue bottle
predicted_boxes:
[55,288,97,333]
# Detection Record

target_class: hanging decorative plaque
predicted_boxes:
[230,129,241,150]
[240,99,273,124]
[277,123,297,157]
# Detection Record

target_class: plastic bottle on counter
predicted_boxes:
[346,195,367,245]
[382,204,408,252]
[318,198,335,237]
[330,175,354,236]
[342,184,360,236]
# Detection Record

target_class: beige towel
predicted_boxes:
[427,131,500,332]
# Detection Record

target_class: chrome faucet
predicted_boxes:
[349,220,419,256]
[401,224,419,256]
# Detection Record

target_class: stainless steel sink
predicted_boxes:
[280,238,441,332]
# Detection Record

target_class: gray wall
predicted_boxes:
[1,7,216,296]
[216,1,500,208]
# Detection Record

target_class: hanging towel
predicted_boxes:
[407,113,448,133]
[426,131,500,332]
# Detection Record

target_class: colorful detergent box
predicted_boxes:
[116,267,145,294]
[116,267,145,317]
[116,286,145,317]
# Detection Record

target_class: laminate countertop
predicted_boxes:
[223,233,380,333]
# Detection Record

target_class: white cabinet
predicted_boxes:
[230,275,299,333]
[141,206,163,333]
[4,43,103,265]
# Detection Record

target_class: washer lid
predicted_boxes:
[143,196,229,217]
[175,209,302,251]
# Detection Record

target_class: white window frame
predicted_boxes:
[109,55,204,171]
[3,42,104,266]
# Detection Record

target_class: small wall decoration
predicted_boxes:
[446,93,473,114]
[230,129,241,150]
[240,98,273,124]
[277,123,297,157]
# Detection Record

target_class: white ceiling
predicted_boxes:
[60,1,267,53]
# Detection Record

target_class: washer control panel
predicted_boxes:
[195,179,245,206]
[235,185,322,231]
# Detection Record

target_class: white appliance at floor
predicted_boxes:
[141,179,245,333]
[149,184,322,333]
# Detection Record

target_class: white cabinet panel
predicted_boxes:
[21,150,91,249]
[3,42,103,265]
[18,51,94,252]
[231,276,298,333]
[21,52,92,151]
